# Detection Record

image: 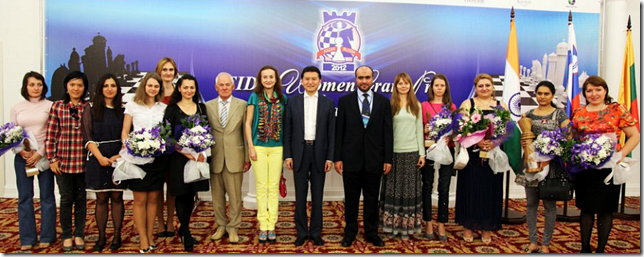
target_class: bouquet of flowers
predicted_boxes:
[487,105,515,145]
[453,107,490,148]
[426,106,455,170]
[0,122,28,156]
[178,114,215,183]
[452,107,491,170]
[569,133,618,175]
[524,125,573,181]
[113,123,169,185]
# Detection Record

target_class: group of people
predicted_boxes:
[10,57,639,253]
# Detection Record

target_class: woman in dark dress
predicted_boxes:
[121,72,167,253]
[571,76,639,253]
[164,74,209,251]
[455,74,509,244]
[82,74,126,251]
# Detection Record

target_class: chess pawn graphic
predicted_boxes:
[332,37,345,62]
[332,21,345,63]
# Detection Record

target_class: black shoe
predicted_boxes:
[294,236,308,246]
[311,236,324,246]
[157,231,168,238]
[109,238,121,250]
[93,237,106,252]
[366,236,385,247]
[341,237,354,247]
[166,230,176,237]
[182,236,194,252]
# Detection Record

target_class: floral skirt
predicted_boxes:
[379,152,423,236]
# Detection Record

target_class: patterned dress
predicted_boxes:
[571,103,637,213]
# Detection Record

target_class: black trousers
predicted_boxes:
[55,173,87,239]
[342,168,382,239]
[421,147,455,223]
[175,193,196,237]
[294,144,327,238]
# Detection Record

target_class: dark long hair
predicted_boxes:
[62,71,89,103]
[169,74,201,106]
[253,65,284,102]
[428,73,454,107]
[92,73,123,121]
[534,80,558,108]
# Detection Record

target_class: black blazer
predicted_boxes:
[334,91,393,173]
[283,93,336,172]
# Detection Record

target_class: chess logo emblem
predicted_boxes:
[316,11,362,72]
[568,0,575,5]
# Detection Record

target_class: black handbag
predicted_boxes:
[538,174,573,201]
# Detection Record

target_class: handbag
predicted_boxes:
[537,166,573,201]
[279,173,287,198]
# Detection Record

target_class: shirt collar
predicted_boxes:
[358,89,373,99]
[219,97,231,104]
[304,91,319,99]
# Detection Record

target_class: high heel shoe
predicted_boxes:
[157,223,168,237]
[181,235,194,252]
[92,237,106,252]
[258,231,268,243]
[148,244,158,251]
[462,230,473,243]
[267,230,277,243]
[139,248,150,253]
[178,229,199,245]
[74,237,86,250]
[481,233,492,244]
[109,237,121,250]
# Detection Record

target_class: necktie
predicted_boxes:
[220,101,228,127]
[362,93,370,128]
[362,93,370,116]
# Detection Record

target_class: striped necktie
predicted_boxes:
[220,100,228,127]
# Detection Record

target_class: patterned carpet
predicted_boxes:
[2,197,640,253]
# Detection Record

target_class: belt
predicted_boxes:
[304,140,315,145]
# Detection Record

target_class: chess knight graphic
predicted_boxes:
[316,11,362,72]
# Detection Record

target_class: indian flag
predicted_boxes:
[502,7,522,174]
[618,16,640,153]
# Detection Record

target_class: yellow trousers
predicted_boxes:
[252,146,283,231]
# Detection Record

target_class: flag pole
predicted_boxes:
[556,10,581,222]
[500,7,525,224]
[614,15,640,221]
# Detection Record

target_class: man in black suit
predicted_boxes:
[334,65,393,247]
[284,66,335,247]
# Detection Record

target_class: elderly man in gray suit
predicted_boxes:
[205,72,250,243]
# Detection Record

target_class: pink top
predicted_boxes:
[421,101,457,124]
[10,97,53,156]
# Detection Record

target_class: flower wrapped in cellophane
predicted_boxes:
[178,114,215,183]
[0,122,28,156]
[113,122,169,185]
[452,107,491,170]
[483,105,515,174]
[569,133,619,176]
[426,105,455,170]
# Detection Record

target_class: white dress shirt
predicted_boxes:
[304,92,318,141]
[124,101,167,130]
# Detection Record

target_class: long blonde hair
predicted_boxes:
[391,72,420,117]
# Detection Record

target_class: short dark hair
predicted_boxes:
[355,65,373,78]
[301,66,321,79]
[21,71,48,100]
[62,71,89,103]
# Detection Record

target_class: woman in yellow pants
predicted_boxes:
[244,65,288,243]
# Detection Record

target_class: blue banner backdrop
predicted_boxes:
[45,0,599,107]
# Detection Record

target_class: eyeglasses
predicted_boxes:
[69,107,80,129]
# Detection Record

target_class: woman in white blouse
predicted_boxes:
[121,72,167,253]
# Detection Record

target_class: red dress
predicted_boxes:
[571,103,637,213]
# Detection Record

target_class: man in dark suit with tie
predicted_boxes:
[284,66,335,247]
[334,65,393,247]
